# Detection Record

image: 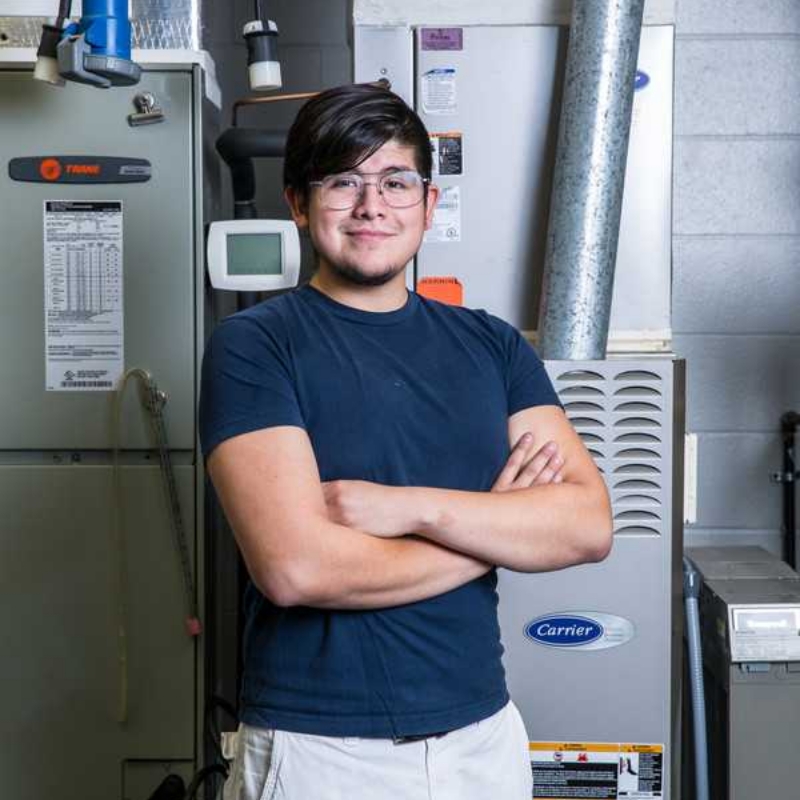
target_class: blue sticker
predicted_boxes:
[634,70,650,91]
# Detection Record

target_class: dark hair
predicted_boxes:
[283,83,432,204]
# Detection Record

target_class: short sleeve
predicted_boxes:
[487,316,561,415]
[199,315,305,458]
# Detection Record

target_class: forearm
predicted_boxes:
[408,482,612,572]
[242,515,490,610]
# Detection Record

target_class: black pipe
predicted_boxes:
[215,127,287,311]
[781,411,800,569]
[56,0,72,29]
[215,127,286,208]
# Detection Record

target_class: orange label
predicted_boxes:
[417,276,463,306]
[39,158,62,181]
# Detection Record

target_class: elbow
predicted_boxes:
[583,497,614,563]
[253,559,318,608]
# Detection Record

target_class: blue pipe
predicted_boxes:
[66,0,133,59]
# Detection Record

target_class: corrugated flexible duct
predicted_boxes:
[538,0,645,360]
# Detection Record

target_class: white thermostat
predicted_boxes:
[207,219,301,291]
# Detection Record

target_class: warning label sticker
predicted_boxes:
[531,742,664,799]
[430,132,463,176]
[425,185,461,243]
[44,200,124,392]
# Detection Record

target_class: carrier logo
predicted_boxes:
[634,70,650,91]
[39,158,63,181]
[526,615,602,648]
[524,612,635,651]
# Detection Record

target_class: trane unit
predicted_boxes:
[499,358,685,800]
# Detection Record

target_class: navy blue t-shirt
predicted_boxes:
[199,284,560,738]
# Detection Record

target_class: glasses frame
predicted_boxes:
[308,170,431,211]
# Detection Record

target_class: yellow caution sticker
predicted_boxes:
[530,741,664,799]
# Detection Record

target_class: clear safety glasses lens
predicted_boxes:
[318,171,426,210]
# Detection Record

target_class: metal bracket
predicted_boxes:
[128,92,166,127]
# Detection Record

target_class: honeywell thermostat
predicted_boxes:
[207,220,301,291]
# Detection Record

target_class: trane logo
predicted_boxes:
[524,615,603,648]
[66,164,101,175]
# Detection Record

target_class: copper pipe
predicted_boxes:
[232,79,391,126]
[232,91,320,126]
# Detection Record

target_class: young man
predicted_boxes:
[200,84,612,800]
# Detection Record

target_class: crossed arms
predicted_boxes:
[207,405,612,610]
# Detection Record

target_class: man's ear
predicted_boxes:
[284,187,309,229]
[423,184,440,231]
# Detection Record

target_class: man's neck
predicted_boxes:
[310,269,410,313]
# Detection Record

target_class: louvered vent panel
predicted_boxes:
[546,360,673,537]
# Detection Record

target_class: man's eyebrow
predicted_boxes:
[346,164,417,175]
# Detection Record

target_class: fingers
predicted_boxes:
[492,432,535,491]
[493,435,566,492]
[517,441,562,487]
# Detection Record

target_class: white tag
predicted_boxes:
[422,68,458,115]
[44,200,124,392]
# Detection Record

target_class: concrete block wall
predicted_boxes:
[673,0,800,555]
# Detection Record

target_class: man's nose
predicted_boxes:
[353,181,385,216]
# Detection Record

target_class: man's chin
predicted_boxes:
[328,261,406,287]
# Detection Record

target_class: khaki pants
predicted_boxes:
[223,701,532,800]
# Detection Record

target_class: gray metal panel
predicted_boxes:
[497,357,682,799]
[353,25,414,106]
[610,25,673,336]
[673,237,800,335]
[500,536,669,743]
[686,545,796,580]
[413,26,673,338]
[0,70,196,449]
[685,529,784,558]
[352,0,677,26]
[414,25,563,331]
[0,464,196,800]
[728,666,800,800]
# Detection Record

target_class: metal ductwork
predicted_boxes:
[538,0,645,360]
[0,0,202,50]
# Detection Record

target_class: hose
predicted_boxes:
[683,556,710,800]
[111,368,202,723]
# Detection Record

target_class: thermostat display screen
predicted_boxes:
[228,233,282,276]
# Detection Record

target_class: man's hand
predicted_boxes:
[323,437,564,537]
[322,479,410,538]
[492,434,564,493]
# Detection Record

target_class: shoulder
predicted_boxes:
[207,290,306,352]
[416,295,530,353]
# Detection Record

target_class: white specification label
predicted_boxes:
[425,185,461,243]
[422,67,458,115]
[44,200,124,391]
